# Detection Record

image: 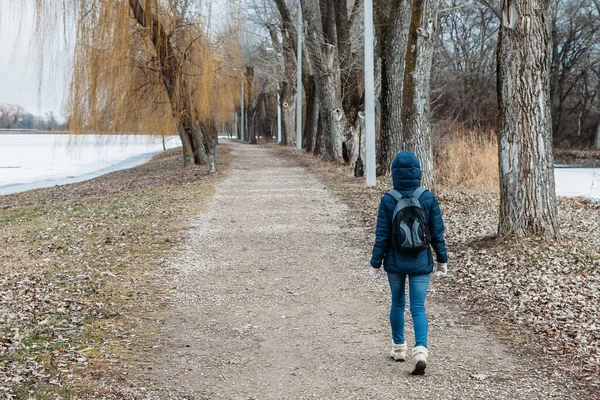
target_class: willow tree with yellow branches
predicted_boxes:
[35,0,242,165]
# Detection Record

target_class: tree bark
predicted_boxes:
[281,81,296,146]
[334,0,361,124]
[497,0,558,238]
[315,110,324,155]
[303,74,320,152]
[378,0,412,175]
[319,45,347,162]
[272,0,298,147]
[401,0,438,190]
[303,0,349,164]
[179,130,194,165]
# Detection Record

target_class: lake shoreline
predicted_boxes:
[0,130,178,136]
[0,133,181,195]
[554,148,600,168]
[0,149,175,195]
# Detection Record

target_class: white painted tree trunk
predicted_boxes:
[497,0,558,238]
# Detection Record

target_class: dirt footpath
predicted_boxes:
[146,142,590,399]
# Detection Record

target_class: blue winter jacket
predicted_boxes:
[370,152,448,276]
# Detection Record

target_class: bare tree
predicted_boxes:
[550,0,600,146]
[433,0,499,132]
[497,0,558,237]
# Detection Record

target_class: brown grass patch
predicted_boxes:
[435,127,499,193]
[0,146,232,398]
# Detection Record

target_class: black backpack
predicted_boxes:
[386,187,431,254]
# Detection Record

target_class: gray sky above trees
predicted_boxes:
[0,0,71,119]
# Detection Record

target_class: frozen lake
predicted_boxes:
[555,167,600,201]
[0,134,598,200]
[0,134,180,195]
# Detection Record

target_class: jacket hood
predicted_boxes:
[391,152,421,191]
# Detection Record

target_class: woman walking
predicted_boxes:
[369,152,448,375]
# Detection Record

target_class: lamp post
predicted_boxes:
[241,70,245,142]
[295,0,303,151]
[277,90,282,144]
[364,0,376,187]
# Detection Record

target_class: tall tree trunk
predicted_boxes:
[315,110,324,156]
[303,0,348,164]
[379,0,412,175]
[318,45,347,162]
[303,74,320,152]
[273,0,299,147]
[334,0,361,126]
[497,0,558,238]
[186,118,208,164]
[402,0,438,190]
[280,35,297,146]
[179,130,194,165]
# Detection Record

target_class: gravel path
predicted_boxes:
[146,142,591,399]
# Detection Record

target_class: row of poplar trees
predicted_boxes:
[257,0,558,239]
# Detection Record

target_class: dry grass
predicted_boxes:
[0,146,232,398]
[435,127,499,193]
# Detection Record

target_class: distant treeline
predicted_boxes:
[0,104,68,131]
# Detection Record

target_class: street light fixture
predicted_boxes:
[241,70,245,142]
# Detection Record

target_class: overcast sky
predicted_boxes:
[0,0,72,119]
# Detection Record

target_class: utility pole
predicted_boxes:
[241,71,245,142]
[364,0,376,187]
[277,91,282,144]
[295,0,303,151]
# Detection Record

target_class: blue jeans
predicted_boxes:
[387,272,430,348]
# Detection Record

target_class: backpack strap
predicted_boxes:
[387,188,427,201]
[411,187,427,199]
[386,189,402,202]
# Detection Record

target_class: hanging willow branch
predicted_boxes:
[33,0,243,164]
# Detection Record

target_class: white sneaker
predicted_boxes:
[411,346,428,375]
[389,342,407,362]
